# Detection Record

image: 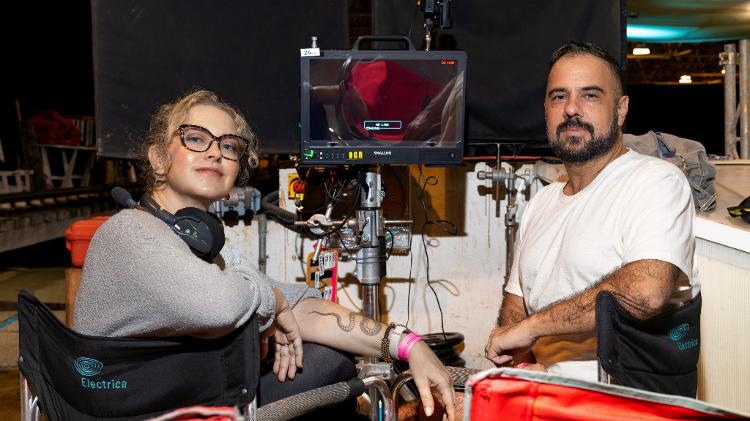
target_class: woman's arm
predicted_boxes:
[74,210,277,338]
[292,298,383,355]
[293,298,455,421]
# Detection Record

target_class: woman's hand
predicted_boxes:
[271,289,304,382]
[407,341,456,421]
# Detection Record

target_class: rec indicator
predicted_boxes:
[364,120,403,131]
[302,149,357,161]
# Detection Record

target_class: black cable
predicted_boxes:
[417,167,457,237]
[303,169,350,214]
[406,166,458,339]
[307,177,362,238]
[299,170,328,214]
[406,243,414,329]
[306,171,364,239]
[261,190,300,229]
[323,173,348,204]
[421,223,447,339]
[384,227,396,261]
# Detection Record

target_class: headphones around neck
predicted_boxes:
[138,193,225,263]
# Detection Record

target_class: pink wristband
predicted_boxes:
[397,332,422,361]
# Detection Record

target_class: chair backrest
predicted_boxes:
[466,368,750,420]
[17,289,259,420]
[596,291,701,397]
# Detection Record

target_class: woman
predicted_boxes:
[73,89,455,419]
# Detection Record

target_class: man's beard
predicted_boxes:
[549,108,620,163]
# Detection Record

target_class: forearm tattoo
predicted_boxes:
[310,311,355,332]
[359,317,382,336]
[309,311,383,336]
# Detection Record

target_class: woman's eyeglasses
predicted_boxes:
[177,124,253,161]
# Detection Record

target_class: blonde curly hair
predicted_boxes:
[138,89,259,191]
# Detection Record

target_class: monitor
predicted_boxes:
[300,49,467,165]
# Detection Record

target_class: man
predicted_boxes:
[485,41,699,381]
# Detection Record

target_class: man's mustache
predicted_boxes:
[556,117,594,138]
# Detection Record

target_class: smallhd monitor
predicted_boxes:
[300,49,467,165]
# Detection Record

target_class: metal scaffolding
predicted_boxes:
[721,39,750,159]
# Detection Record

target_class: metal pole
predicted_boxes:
[495,144,501,218]
[362,376,396,421]
[354,170,386,421]
[504,171,517,289]
[476,154,520,287]
[739,39,750,159]
[258,214,267,273]
[723,44,738,159]
[20,374,29,421]
[357,170,384,323]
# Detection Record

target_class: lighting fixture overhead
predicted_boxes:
[627,25,693,41]
[679,75,692,84]
[722,68,726,75]
[632,46,650,55]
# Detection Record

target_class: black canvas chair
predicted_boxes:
[18,289,260,420]
[596,290,702,397]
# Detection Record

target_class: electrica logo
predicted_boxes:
[74,356,128,390]
[74,357,102,376]
[669,323,689,341]
[668,323,698,351]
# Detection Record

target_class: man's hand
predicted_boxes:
[485,320,537,366]
[513,362,547,372]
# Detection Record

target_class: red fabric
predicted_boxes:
[470,377,742,421]
[350,61,440,140]
[148,406,240,421]
[28,109,82,145]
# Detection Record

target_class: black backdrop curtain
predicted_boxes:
[373,0,626,147]
[93,0,348,158]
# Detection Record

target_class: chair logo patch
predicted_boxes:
[668,323,698,351]
[668,323,689,341]
[74,356,128,389]
[74,357,103,376]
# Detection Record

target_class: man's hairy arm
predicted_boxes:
[529,259,680,338]
[497,292,536,363]
[486,259,680,365]
[498,292,527,327]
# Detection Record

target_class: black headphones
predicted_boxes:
[138,193,225,263]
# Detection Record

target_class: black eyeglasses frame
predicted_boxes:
[177,124,254,162]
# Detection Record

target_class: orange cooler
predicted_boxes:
[65,216,110,267]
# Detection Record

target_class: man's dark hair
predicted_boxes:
[549,41,625,96]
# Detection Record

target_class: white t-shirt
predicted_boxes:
[505,149,699,382]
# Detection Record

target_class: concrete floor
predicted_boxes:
[0,265,66,419]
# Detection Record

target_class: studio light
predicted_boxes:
[632,46,651,55]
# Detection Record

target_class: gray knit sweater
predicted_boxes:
[72,209,318,338]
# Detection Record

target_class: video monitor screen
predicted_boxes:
[301,50,466,165]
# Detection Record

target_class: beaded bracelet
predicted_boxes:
[380,322,396,363]
[397,332,422,361]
